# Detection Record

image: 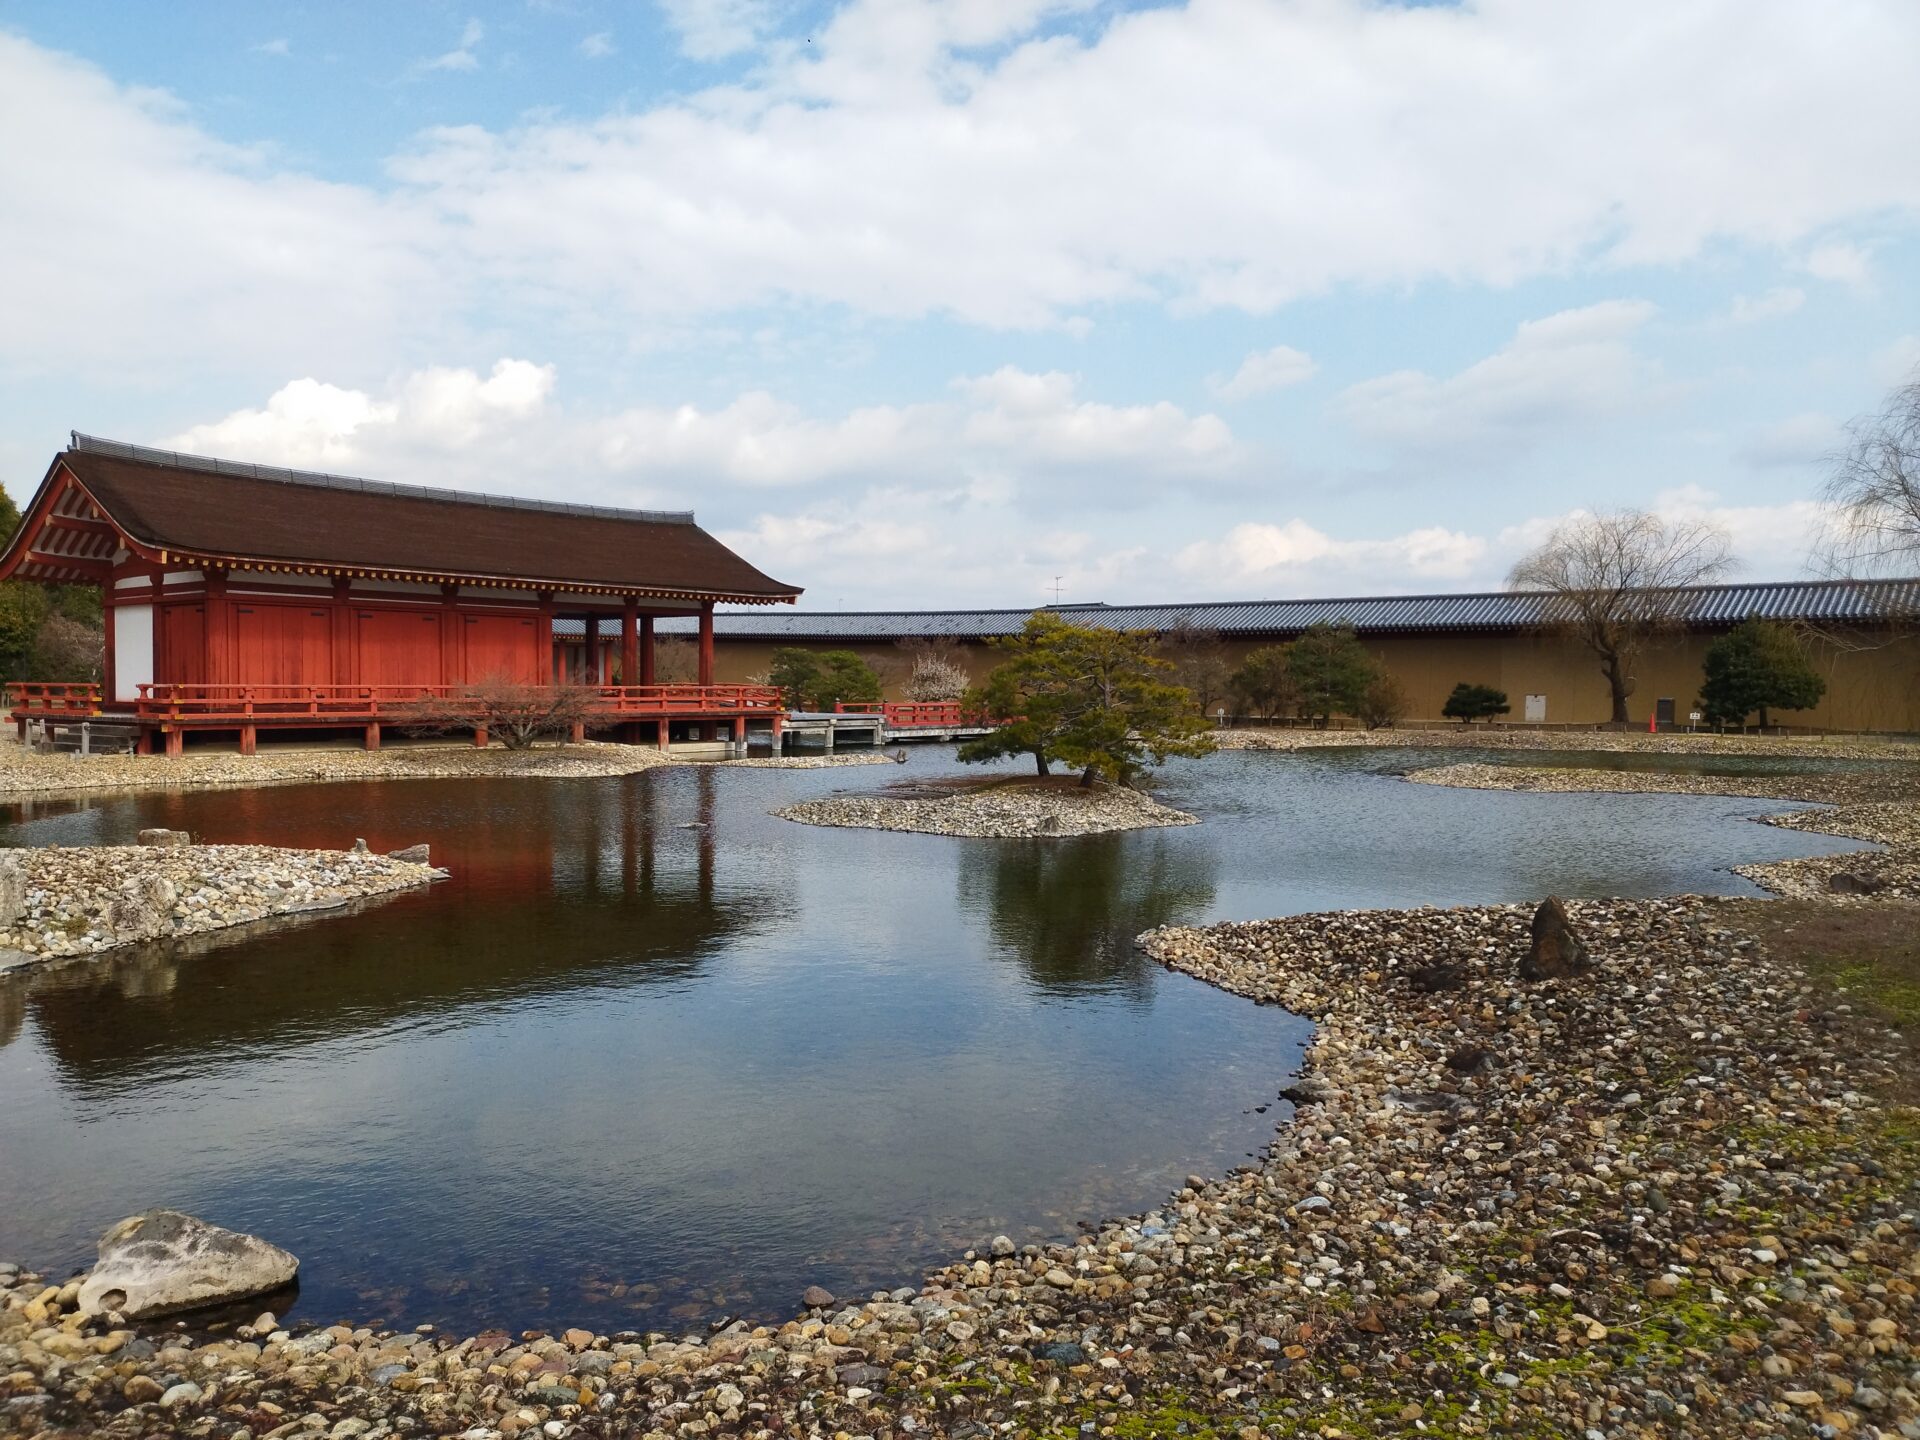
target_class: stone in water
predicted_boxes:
[77,1209,299,1319]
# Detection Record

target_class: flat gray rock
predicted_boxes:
[77,1209,299,1319]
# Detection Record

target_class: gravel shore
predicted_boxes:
[715,754,897,769]
[0,844,442,970]
[4,889,1915,1438]
[775,780,1198,837]
[0,740,678,799]
[1215,725,1920,761]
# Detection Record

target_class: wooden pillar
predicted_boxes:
[364,722,381,751]
[101,583,116,706]
[698,603,715,686]
[135,729,153,756]
[204,569,230,688]
[239,723,257,756]
[164,728,184,758]
[473,725,489,749]
[640,615,655,685]
[569,720,586,744]
[583,614,600,685]
[536,591,555,685]
[732,715,746,744]
[656,717,670,751]
[441,584,461,687]
[332,576,353,685]
[621,599,639,687]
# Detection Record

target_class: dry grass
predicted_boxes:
[1724,897,1920,1097]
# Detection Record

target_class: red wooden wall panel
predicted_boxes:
[463,613,542,684]
[234,602,333,686]
[358,609,445,688]
[159,604,206,686]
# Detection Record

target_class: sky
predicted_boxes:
[1,0,1917,609]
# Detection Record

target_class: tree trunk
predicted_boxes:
[1079,764,1098,788]
[1602,654,1631,725]
[1032,750,1050,777]
[1758,705,1770,731]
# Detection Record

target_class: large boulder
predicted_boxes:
[1519,895,1592,981]
[137,829,192,848]
[77,1210,299,1319]
[105,874,178,942]
[0,850,25,928]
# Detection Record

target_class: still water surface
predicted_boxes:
[0,747,1866,1333]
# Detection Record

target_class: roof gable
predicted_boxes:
[0,435,799,603]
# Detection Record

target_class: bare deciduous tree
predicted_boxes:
[651,637,699,684]
[1820,378,1920,580]
[1155,617,1231,716]
[1508,509,1733,725]
[398,677,598,749]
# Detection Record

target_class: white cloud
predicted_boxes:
[1723,286,1804,325]
[1334,300,1664,451]
[1212,345,1317,401]
[579,32,616,59]
[1174,520,1487,595]
[251,38,291,58]
[160,359,1235,502]
[422,18,484,73]
[657,0,773,60]
[6,4,1919,354]
[1803,239,1873,286]
[166,360,556,470]
[0,33,440,379]
[1645,484,1833,577]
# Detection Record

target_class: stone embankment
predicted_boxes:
[5,892,1917,1437]
[1410,760,1920,902]
[0,739,679,799]
[716,753,897,769]
[1216,725,1920,761]
[0,842,441,969]
[776,781,1197,837]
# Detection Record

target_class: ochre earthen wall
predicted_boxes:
[703,630,1920,732]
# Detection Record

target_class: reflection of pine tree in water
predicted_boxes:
[956,833,1218,1001]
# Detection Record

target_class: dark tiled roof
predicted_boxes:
[31,435,799,602]
[622,578,1920,640]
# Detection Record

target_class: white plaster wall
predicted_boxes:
[113,604,154,703]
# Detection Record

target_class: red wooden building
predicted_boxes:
[2,434,801,754]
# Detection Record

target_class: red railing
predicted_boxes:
[6,682,103,717]
[834,700,996,728]
[122,683,784,725]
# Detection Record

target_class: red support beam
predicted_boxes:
[23,551,111,582]
[698,603,715,686]
[621,598,639,686]
[536,591,555,685]
[583,614,600,685]
[640,615,655,685]
[204,569,231,687]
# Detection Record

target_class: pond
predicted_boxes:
[0,746,1869,1335]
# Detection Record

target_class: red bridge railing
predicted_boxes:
[119,683,785,725]
[6,682,103,717]
[834,701,997,728]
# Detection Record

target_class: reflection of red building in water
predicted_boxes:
[2,435,800,754]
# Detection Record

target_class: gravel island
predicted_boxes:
[0,843,442,970]
[0,739,679,800]
[775,779,1198,837]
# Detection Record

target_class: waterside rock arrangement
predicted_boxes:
[0,843,441,968]
[77,1212,299,1322]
